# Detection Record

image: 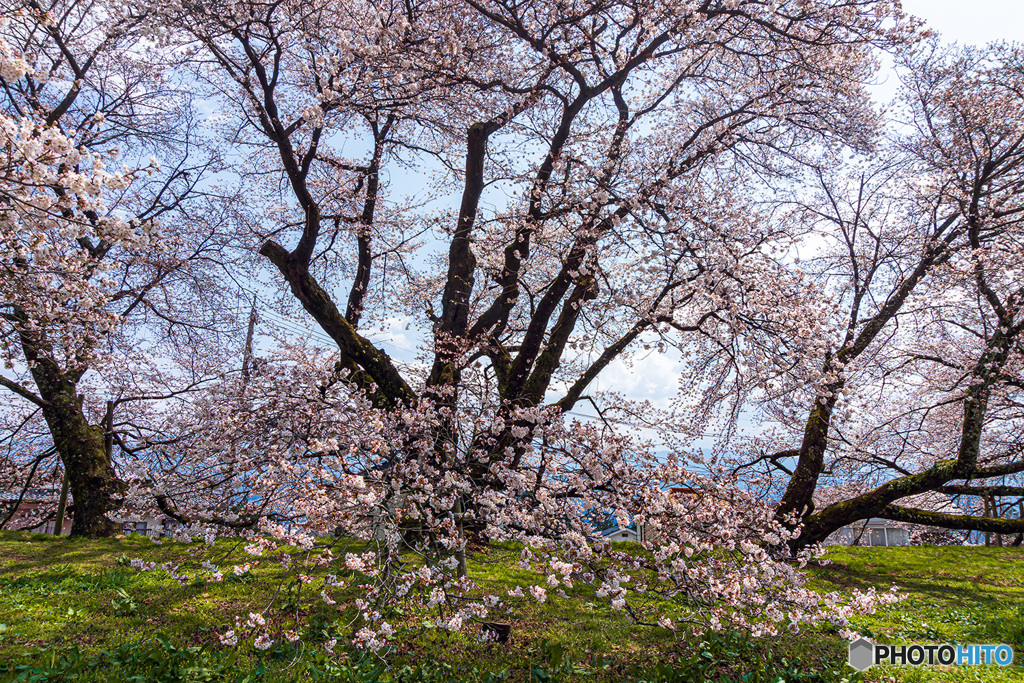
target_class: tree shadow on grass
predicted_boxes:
[814,563,1019,601]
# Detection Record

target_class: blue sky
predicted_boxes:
[867,1,1022,104]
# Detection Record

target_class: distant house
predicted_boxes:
[119,512,180,537]
[827,518,909,546]
[601,525,642,542]
[1,485,71,534]
[597,484,718,544]
[826,492,962,546]
[1,486,177,536]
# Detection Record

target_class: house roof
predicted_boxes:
[0,485,62,503]
[857,518,904,528]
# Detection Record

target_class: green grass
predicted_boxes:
[0,531,1022,682]
[813,546,1024,683]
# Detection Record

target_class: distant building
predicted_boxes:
[600,525,642,542]
[826,492,963,546]
[118,512,180,537]
[0,485,71,534]
[1,486,177,536]
[827,518,909,546]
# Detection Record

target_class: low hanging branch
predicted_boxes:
[880,505,1024,534]
[154,494,271,530]
[0,448,55,530]
[938,485,1024,497]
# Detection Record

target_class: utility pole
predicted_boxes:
[53,467,69,536]
[241,297,258,383]
[995,495,1004,547]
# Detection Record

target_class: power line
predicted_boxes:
[250,295,415,360]
[235,287,412,357]
[563,410,732,441]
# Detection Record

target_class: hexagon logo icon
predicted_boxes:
[848,638,875,671]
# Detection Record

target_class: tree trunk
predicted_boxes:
[454,495,468,579]
[993,494,1003,547]
[851,519,869,546]
[16,314,125,537]
[38,382,124,537]
[775,393,837,530]
[1013,501,1024,547]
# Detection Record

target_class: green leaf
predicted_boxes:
[546,642,564,670]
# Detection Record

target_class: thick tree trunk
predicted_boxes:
[14,312,124,537]
[43,387,123,537]
[29,363,124,537]
[774,394,836,528]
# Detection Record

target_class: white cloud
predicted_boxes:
[593,352,683,411]
[902,0,1024,46]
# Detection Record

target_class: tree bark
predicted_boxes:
[43,387,123,537]
[879,504,1024,534]
[775,393,835,526]
[27,357,124,537]
[784,311,1020,549]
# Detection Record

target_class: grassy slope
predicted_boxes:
[0,530,1021,682]
[812,546,1024,682]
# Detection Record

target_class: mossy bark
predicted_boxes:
[26,354,123,538]
[42,385,123,537]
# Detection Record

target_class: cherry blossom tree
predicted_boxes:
[732,41,1024,547]
[0,3,239,536]
[129,342,901,650]
[115,0,921,646]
